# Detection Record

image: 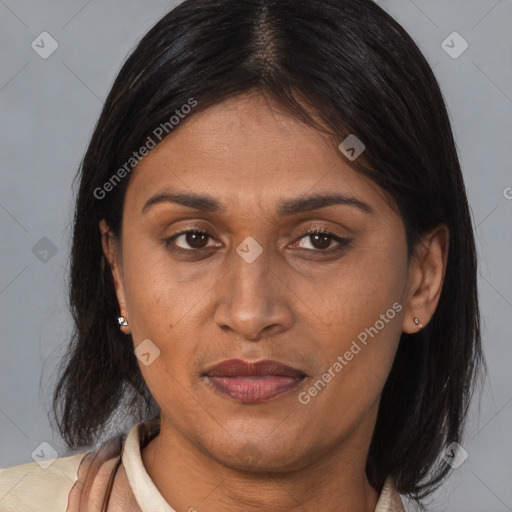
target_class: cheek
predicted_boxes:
[120,248,201,415]
[310,239,407,388]
[121,235,204,334]
[316,238,406,331]
[119,237,215,391]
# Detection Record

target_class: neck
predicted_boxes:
[141,415,380,512]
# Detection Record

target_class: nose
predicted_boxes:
[213,242,294,341]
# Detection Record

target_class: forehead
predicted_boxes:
[123,93,390,217]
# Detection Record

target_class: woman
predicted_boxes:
[0,0,483,510]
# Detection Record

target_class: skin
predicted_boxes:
[100,91,448,512]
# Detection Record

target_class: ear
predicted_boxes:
[402,224,449,333]
[99,219,130,334]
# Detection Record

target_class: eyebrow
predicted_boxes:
[141,190,374,216]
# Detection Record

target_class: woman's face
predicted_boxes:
[103,92,420,471]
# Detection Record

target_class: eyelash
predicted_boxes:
[163,227,352,256]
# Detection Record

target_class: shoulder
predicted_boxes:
[0,424,145,512]
[0,452,89,512]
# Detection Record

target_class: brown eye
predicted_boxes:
[181,231,210,249]
[293,229,351,253]
[165,229,216,252]
[308,233,333,250]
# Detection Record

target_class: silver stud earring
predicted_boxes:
[413,317,423,328]
[117,316,128,327]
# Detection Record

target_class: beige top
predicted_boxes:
[0,420,405,511]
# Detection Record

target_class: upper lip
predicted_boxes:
[203,359,306,378]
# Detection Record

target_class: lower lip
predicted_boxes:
[206,375,305,402]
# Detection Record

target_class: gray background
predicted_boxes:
[0,0,511,510]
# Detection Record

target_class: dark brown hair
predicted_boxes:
[52,0,484,506]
